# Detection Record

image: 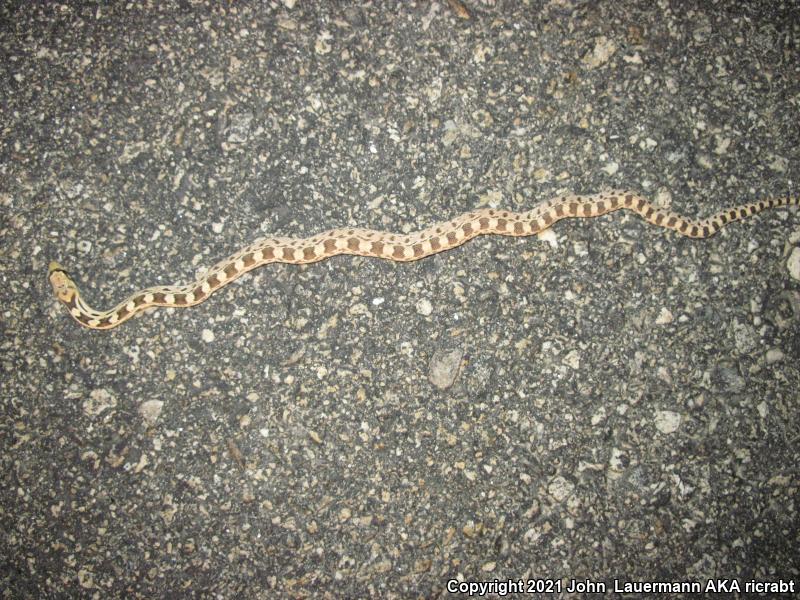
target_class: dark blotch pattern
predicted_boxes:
[56,192,800,328]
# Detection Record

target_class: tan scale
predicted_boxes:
[49,190,799,330]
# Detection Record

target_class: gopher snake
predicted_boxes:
[50,190,798,330]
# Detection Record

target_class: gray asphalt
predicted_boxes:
[2,1,798,598]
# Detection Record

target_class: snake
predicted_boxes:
[49,190,799,330]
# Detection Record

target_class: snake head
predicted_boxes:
[48,262,77,303]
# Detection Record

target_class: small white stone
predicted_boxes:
[655,307,674,324]
[77,568,94,589]
[473,43,492,63]
[547,476,574,502]
[582,35,616,69]
[562,349,580,369]
[83,388,117,417]
[201,328,215,343]
[537,228,558,248]
[765,348,784,364]
[654,410,681,434]
[315,31,332,54]
[139,400,164,427]
[602,161,619,175]
[428,348,464,390]
[768,154,788,173]
[591,408,606,426]
[572,240,589,257]
[714,136,730,155]
[787,247,800,281]
[757,401,768,419]
[416,298,433,316]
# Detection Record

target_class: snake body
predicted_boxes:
[50,190,798,330]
